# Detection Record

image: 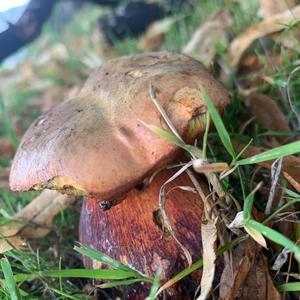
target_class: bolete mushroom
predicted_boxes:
[9,51,230,297]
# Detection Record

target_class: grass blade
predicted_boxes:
[236,141,300,165]
[243,182,262,221]
[146,269,161,300]
[42,269,133,279]
[201,89,236,159]
[74,244,140,276]
[1,257,21,300]
[141,122,202,158]
[99,278,145,289]
[278,282,300,292]
[247,220,300,262]
[15,269,135,281]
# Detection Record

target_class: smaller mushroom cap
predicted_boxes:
[10,51,230,201]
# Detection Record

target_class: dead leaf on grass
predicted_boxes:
[259,0,296,19]
[244,93,290,133]
[139,18,174,52]
[0,190,75,253]
[219,239,280,300]
[183,10,233,66]
[244,93,291,143]
[0,167,10,189]
[187,170,219,300]
[228,5,300,66]
[197,222,217,300]
[0,138,15,158]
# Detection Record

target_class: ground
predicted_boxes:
[0,0,300,299]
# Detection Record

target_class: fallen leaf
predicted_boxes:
[219,239,281,300]
[229,211,245,229]
[0,167,10,189]
[186,170,219,300]
[139,18,174,52]
[0,190,75,253]
[228,5,300,66]
[0,138,15,158]
[259,0,296,19]
[271,26,300,52]
[197,222,217,300]
[0,235,26,254]
[244,224,268,249]
[183,10,233,66]
[272,247,291,270]
[244,93,291,143]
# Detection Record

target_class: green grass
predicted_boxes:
[1,258,21,300]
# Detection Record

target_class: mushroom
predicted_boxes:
[9,51,230,297]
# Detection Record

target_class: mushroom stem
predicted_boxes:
[79,168,206,299]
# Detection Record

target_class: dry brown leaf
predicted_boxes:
[228,5,300,66]
[0,190,75,253]
[260,0,296,19]
[233,142,300,192]
[197,222,217,300]
[244,93,291,142]
[219,239,281,300]
[0,138,15,158]
[187,170,219,300]
[183,10,233,66]
[139,18,174,52]
[0,235,26,254]
[0,167,10,189]
[244,224,268,249]
[271,26,300,52]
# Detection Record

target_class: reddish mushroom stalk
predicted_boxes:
[80,169,206,299]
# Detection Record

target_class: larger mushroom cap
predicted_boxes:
[10,51,230,202]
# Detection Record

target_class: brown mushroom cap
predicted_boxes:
[10,51,230,201]
[79,168,205,299]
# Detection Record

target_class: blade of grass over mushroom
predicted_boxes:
[0,257,21,300]
[146,269,161,300]
[141,122,201,158]
[0,96,19,149]
[236,141,300,165]
[99,278,146,289]
[201,89,236,160]
[149,85,183,142]
[246,219,300,262]
[14,269,137,281]
[278,282,300,292]
[74,244,146,278]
